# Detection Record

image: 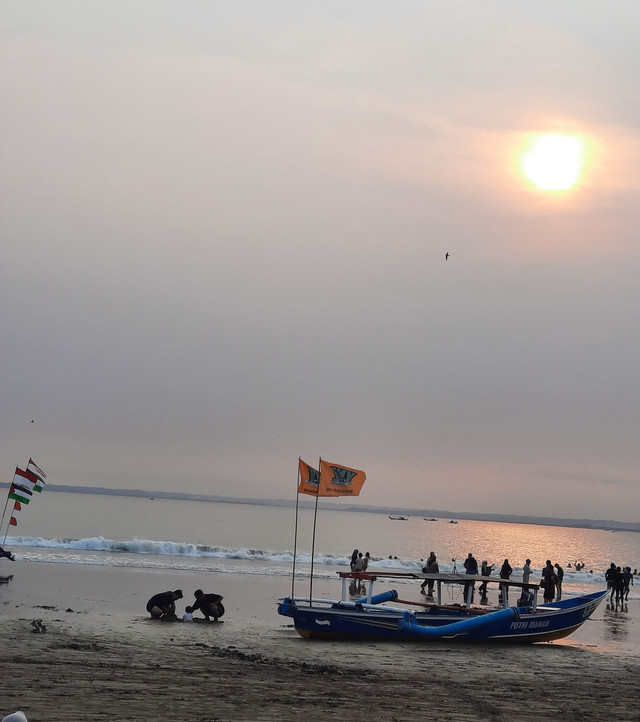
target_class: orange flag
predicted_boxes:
[317,460,366,497]
[298,459,321,496]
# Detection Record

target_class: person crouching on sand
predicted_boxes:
[146,589,183,620]
[192,589,225,622]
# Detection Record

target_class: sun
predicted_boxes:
[520,133,586,192]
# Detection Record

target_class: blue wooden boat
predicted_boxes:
[278,571,607,643]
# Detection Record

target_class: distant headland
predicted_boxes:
[2,483,637,534]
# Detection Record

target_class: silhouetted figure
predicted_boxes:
[605,562,617,602]
[350,549,359,572]
[421,551,436,593]
[146,589,183,620]
[541,561,557,603]
[499,559,512,603]
[612,567,625,606]
[479,561,494,602]
[622,567,633,600]
[463,552,478,601]
[554,563,564,600]
[192,589,225,622]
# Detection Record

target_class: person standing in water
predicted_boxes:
[554,563,564,600]
[420,551,436,593]
[622,567,633,601]
[463,552,478,601]
[479,561,494,602]
[350,549,359,572]
[499,559,512,603]
[541,561,557,603]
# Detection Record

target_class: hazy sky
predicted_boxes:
[2,2,639,523]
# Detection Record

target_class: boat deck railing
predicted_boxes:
[338,570,542,611]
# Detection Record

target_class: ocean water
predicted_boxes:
[2,491,638,600]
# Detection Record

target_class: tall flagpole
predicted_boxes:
[0,482,12,539]
[308,457,322,606]
[1,500,14,548]
[290,459,302,600]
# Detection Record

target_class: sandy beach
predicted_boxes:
[1,562,638,721]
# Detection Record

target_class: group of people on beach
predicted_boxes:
[146,588,225,622]
[349,550,371,594]
[605,563,633,606]
[417,552,572,605]
[349,549,370,573]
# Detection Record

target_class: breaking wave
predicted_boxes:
[3,534,616,590]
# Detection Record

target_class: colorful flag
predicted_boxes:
[8,483,32,504]
[10,501,21,526]
[298,459,321,496]
[27,458,46,492]
[13,467,37,492]
[317,460,366,497]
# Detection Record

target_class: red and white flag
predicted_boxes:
[9,501,21,526]
[27,458,46,491]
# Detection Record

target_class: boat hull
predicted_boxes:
[278,590,607,643]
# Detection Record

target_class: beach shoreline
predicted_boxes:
[1,561,638,721]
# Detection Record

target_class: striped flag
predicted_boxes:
[9,483,32,504]
[8,467,37,503]
[14,467,37,491]
[27,458,46,492]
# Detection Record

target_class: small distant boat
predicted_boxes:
[278,571,608,643]
[388,515,408,521]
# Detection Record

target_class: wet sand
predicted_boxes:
[1,562,637,721]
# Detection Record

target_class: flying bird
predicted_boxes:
[445,252,450,260]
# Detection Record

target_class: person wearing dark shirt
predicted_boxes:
[192,589,225,622]
[479,561,494,602]
[463,553,479,601]
[605,562,617,602]
[622,567,633,600]
[554,563,564,600]
[464,553,479,575]
[499,559,512,603]
[146,589,183,619]
[541,561,558,603]
[420,551,436,592]
[612,566,625,605]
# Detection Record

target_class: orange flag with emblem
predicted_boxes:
[317,460,366,497]
[297,459,321,496]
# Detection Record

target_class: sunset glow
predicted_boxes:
[520,133,586,191]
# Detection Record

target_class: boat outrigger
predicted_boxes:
[278,571,607,643]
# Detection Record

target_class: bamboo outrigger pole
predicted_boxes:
[307,457,322,606]
[290,459,303,601]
